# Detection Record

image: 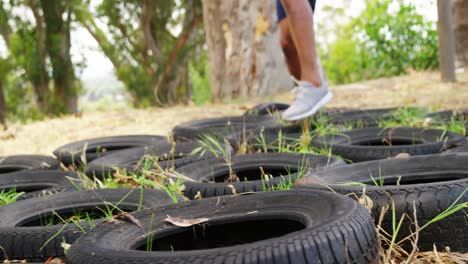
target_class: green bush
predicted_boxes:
[321,0,439,84]
[189,55,212,105]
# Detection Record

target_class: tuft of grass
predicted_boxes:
[378,107,429,129]
[192,135,231,158]
[0,189,24,206]
[261,159,311,192]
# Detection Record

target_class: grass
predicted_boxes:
[40,188,146,252]
[0,188,24,206]
[377,191,468,263]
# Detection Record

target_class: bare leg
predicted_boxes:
[281,0,321,87]
[279,19,301,81]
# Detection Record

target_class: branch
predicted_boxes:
[74,5,120,70]
[142,0,162,60]
[154,10,203,104]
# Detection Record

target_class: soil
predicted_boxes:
[1,70,467,156]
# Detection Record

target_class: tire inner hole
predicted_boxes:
[87,145,137,154]
[18,205,136,227]
[211,166,297,182]
[138,218,305,251]
[2,184,56,193]
[351,137,424,146]
[0,166,29,174]
[360,172,467,185]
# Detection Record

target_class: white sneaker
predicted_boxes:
[281,81,333,121]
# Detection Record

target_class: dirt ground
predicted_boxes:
[1,70,467,156]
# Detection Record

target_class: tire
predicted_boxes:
[312,127,466,162]
[323,108,397,127]
[445,139,468,153]
[66,190,379,264]
[53,135,169,167]
[0,155,60,174]
[294,153,468,252]
[0,188,178,262]
[242,102,290,116]
[172,115,281,141]
[225,123,304,152]
[85,141,219,179]
[178,153,346,199]
[0,170,82,200]
[426,109,468,122]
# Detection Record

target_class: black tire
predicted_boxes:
[85,141,218,179]
[312,127,466,162]
[178,153,346,199]
[66,190,379,264]
[172,115,281,141]
[53,135,169,167]
[294,153,468,252]
[0,155,60,174]
[445,139,468,153]
[225,123,304,152]
[322,108,398,127]
[242,102,290,116]
[0,170,82,200]
[426,109,468,122]
[0,188,178,262]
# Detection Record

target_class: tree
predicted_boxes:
[0,61,8,128]
[321,0,439,84]
[76,0,204,107]
[201,0,290,101]
[453,0,468,68]
[0,2,10,126]
[40,0,79,113]
[1,0,79,118]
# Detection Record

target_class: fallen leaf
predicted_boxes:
[165,216,209,227]
[392,153,410,159]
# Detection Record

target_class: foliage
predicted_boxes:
[0,0,81,122]
[189,55,211,105]
[75,0,204,107]
[320,0,439,84]
[0,188,24,206]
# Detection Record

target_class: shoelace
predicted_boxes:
[289,75,302,95]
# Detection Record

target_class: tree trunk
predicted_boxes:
[202,0,290,101]
[0,81,6,129]
[40,0,78,114]
[453,0,468,68]
[29,0,51,113]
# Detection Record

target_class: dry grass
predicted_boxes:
[1,70,467,156]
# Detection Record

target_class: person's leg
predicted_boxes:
[279,19,302,80]
[277,0,332,121]
[280,0,320,87]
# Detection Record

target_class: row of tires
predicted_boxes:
[1,153,466,262]
[0,105,467,263]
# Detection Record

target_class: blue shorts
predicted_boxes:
[277,0,316,22]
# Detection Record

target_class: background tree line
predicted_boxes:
[0,0,465,126]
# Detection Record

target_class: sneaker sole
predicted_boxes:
[283,91,333,121]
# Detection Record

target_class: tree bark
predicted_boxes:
[40,0,78,113]
[453,0,468,68]
[29,0,50,113]
[202,0,290,101]
[0,81,6,129]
